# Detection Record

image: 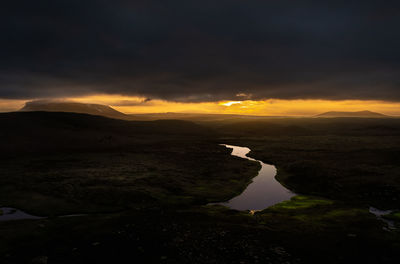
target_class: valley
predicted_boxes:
[1,109,400,263]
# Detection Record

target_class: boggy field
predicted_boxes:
[1,112,400,263]
[216,118,400,208]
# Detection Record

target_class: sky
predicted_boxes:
[1,1,400,115]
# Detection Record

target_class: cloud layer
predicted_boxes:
[1,0,400,101]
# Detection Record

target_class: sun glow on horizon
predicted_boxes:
[220,101,242,107]
[1,94,400,116]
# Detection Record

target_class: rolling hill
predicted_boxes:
[0,111,213,154]
[315,110,389,118]
[18,101,285,122]
[20,100,130,120]
[128,112,284,121]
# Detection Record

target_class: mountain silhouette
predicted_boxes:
[20,100,129,120]
[316,110,389,118]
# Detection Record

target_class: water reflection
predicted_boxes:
[369,207,397,231]
[0,207,87,222]
[218,144,295,211]
[0,207,44,221]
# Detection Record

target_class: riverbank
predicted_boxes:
[1,201,399,264]
[1,113,400,263]
[215,144,294,210]
[222,135,400,209]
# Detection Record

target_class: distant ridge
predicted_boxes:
[18,101,286,121]
[0,111,212,154]
[128,112,284,121]
[316,110,389,118]
[20,100,130,120]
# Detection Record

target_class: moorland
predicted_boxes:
[1,106,400,263]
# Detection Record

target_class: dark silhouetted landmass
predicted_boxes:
[18,101,284,121]
[316,110,389,118]
[0,111,212,154]
[212,117,400,137]
[129,112,284,121]
[20,100,130,120]
[1,112,400,263]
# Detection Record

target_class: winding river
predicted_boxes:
[217,144,295,211]
[3,144,395,230]
[1,144,292,221]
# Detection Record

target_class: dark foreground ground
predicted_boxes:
[1,112,400,263]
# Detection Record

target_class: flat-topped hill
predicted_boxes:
[316,110,389,118]
[20,100,130,120]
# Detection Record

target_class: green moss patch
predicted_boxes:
[0,142,261,215]
[254,195,377,234]
[383,211,400,221]
[266,195,333,211]
[323,208,366,218]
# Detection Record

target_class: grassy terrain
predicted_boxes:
[0,146,260,216]
[213,117,400,262]
[1,197,399,264]
[384,212,400,221]
[254,195,400,263]
[1,112,400,263]
[222,135,400,209]
[216,117,400,209]
[0,112,260,215]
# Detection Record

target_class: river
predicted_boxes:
[217,144,295,211]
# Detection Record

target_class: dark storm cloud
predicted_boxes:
[1,0,400,101]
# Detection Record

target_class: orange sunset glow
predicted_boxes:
[3,1,400,262]
[1,95,400,116]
